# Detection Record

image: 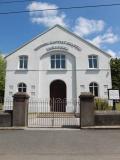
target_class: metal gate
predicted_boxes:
[28,99,80,128]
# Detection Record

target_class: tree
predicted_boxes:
[0,54,6,97]
[110,58,120,89]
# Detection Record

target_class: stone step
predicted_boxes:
[29,112,76,118]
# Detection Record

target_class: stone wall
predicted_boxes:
[80,92,94,127]
[0,111,12,127]
[95,111,120,126]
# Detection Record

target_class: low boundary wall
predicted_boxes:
[95,111,120,126]
[0,111,12,127]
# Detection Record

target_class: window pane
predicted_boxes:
[93,55,97,59]
[24,56,28,60]
[89,83,93,87]
[18,88,22,92]
[24,60,28,69]
[19,60,23,68]
[51,60,55,68]
[23,88,26,92]
[20,57,23,60]
[23,83,26,87]
[51,54,66,69]
[18,83,26,92]
[56,60,60,68]
[19,83,22,87]
[56,55,60,59]
[89,87,93,94]
[89,82,98,96]
[94,87,98,96]
[88,55,92,59]
[61,55,65,59]
[94,83,98,87]
[89,59,93,68]
[93,58,97,68]
[61,60,65,68]
[51,55,55,59]
[19,56,28,69]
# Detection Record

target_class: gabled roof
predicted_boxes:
[5,24,111,58]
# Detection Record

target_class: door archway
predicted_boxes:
[50,80,66,112]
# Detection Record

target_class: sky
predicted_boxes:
[0,0,120,57]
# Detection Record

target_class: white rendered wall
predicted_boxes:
[4,25,112,111]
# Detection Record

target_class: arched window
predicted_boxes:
[88,55,98,68]
[19,55,28,69]
[51,54,65,69]
[89,82,98,96]
[18,83,27,92]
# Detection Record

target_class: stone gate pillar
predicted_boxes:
[79,92,95,127]
[13,92,29,127]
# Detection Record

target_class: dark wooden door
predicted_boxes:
[50,80,66,112]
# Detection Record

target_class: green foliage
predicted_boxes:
[94,98,111,110]
[0,54,6,97]
[0,103,3,110]
[116,103,120,111]
[110,58,120,89]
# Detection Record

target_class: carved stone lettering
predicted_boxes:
[34,41,81,51]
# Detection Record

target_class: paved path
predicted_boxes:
[0,129,120,159]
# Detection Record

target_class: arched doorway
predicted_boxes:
[50,80,66,112]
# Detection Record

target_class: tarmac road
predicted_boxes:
[0,129,120,160]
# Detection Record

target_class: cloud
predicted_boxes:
[27,1,67,28]
[89,29,119,47]
[26,4,120,57]
[106,49,117,57]
[73,17,105,37]
[106,49,120,58]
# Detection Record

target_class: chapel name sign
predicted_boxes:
[34,41,81,51]
[46,46,68,52]
[108,89,120,100]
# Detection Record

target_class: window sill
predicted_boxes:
[48,68,67,71]
[16,69,28,71]
[87,68,100,71]
[15,69,28,73]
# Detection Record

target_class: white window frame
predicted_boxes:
[50,54,66,69]
[19,55,28,69]
[88,55,98,69]
[89,82,99,97]
[18,83,27,92]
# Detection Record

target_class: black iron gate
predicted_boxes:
[28,99,80,128]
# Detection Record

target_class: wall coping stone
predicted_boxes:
[13,92,30,99]
[0,111,11,115]
[95,111,120,115]
[79,92,94,98]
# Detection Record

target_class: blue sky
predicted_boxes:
[0,0,120,57]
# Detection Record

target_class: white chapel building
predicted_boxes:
[4,25,112,112]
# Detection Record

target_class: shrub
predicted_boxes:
[94,98,110,110]
[0,103,3,110]
[0,97,4,110]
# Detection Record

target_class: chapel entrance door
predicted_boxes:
[50,80,66,112]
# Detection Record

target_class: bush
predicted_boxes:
[94,98,110,110]
[0,97,4,110]
[0,103,3,110]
